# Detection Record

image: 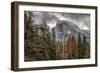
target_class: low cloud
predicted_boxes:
[25,11,90,30]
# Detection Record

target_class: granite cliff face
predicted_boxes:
[51,20,90,42]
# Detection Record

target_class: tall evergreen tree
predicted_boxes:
[77,34,89,59]
[77,33,84,59]
[83,34,90,58]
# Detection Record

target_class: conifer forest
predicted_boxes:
[24,11,90,61]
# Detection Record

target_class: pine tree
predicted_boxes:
[83,34,90,58]
[83,34,87,45]
[77,34,89,59]
[24,12,52,61]
[77,33,84,59]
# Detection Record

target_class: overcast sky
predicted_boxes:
[25,11,90,30]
